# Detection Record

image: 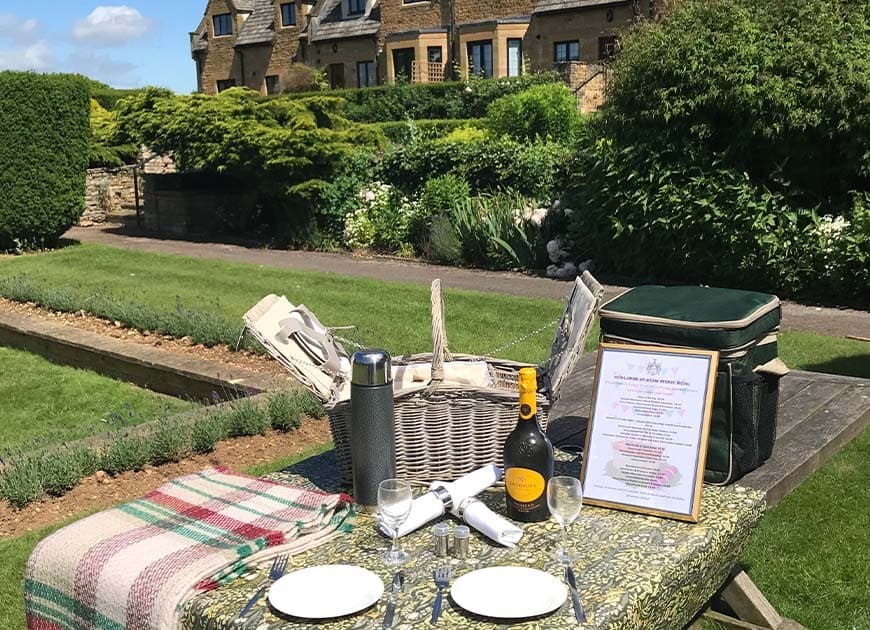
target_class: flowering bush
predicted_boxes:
[343,182,417,254]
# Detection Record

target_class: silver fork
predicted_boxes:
[430,566,451,624]
[237,554,288,621]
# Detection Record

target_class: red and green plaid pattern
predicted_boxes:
[25,467,354,630]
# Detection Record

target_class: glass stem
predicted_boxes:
[561,523,569,560]
[391,531,400,554]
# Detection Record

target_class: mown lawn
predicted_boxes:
[0,346,192,454]
[0,442,333,630]
[0,242,868,630]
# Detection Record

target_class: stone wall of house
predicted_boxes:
[196,0,247,94]
[301,36,380,89]
[556,61,609,114]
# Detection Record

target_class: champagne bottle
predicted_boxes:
[503,367,554,522]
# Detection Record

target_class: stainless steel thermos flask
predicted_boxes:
[349,349,395,512]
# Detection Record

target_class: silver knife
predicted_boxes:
[382,570,404,629]
[565,566,587,623]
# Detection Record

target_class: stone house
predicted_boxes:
[191,0,652,93]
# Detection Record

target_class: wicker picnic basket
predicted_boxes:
[244,273,603,485]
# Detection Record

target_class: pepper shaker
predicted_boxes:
[453,525,470,559]
[349,349,395,513]
[433,522,450,557]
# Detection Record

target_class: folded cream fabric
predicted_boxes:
[453,496,523,547]
[379,465,502,538]
[392,361,494,389]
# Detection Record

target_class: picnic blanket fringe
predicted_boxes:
[24,466,354,630]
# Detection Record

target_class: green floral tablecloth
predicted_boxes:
[181,450,765,630]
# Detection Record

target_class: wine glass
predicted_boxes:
[547,476,583,564]
[378,479,412,566]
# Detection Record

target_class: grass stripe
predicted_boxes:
[24,580,125,630]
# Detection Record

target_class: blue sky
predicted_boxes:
[0,2,205,93]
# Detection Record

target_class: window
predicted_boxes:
[216,78,236,92]
[598,35,619,59]
[392,48,414,81]
[467,40,493,79]
[213,13,233,36]
[554,40,580,63]
[348,0,365,14]
[402,0,427,3]
[357,61,376,87]
[280,3,296,26]
[265,75,280,95]
[427,46,443,64]
[507,38,522,77]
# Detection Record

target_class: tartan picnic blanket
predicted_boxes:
[24,466,355,630]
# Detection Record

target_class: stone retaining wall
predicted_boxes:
[80,148,177,225]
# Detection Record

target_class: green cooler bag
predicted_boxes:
[599,285,787,485]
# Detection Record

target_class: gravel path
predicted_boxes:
[64,224,869,339]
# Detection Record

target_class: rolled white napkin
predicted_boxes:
[378,465,503,538]
[454,496,523,547]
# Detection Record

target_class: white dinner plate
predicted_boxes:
[450,566,567,619]
[267,564,383,619]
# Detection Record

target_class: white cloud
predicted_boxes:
[72,6,152,45]
[0,40,52,71]
[0,14,41,43]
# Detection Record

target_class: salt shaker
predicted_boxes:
[349,349,395,513]
[453,524,470,559]
[433,522,450,557]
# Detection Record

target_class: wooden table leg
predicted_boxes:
[699,565,807,630]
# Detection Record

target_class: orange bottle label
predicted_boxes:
[505,467,545,503]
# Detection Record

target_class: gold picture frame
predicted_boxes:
[580,343,719,522]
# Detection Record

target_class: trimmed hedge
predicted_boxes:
[0,72,90,251]
[276,73,561,122]
[372,118,482,143]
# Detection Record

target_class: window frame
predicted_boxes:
[554,40,580,63]
[280,3,296,27]
[466,39,494,79]
[392,47,415,82]
[598,35,619,60]
[427,46,443,64]
[213,13,233,37]
[347,0,365,14]
[216,78,237,92]
[357,60,376,88]
[507,37,522,77]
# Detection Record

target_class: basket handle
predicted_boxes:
[430,279,451,384]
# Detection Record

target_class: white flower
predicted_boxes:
[563,208,574,216]
[465,86,472,93]
[530,208,548,226]
[552,199,561,211]
[364,190,376,202]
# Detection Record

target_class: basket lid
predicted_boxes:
[243,294,350,402]
[545,271,603,403]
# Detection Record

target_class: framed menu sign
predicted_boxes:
[580,343,719,522]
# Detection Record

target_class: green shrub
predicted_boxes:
[564,138,821,293]
[449,192,545,270]
[822,195,870,302]
[277,73,561,122]
[413,174,471,253]
[149,417,190,465]
[343,182,416,254]
[101,433,150,476]
[377,138,573,200]
[39,451,82,497]
[268,392,303,432]
[317,150,378,245]
[0,457,43,509]
[374,119,481,143]
[439,125,488,144]
[0,72,90,251]
[191,413,227,454]
[428,215,463,264]
[70,447,102,477]
[487,84,581,141]
[225,398,270,438]
[294,390,326,419]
